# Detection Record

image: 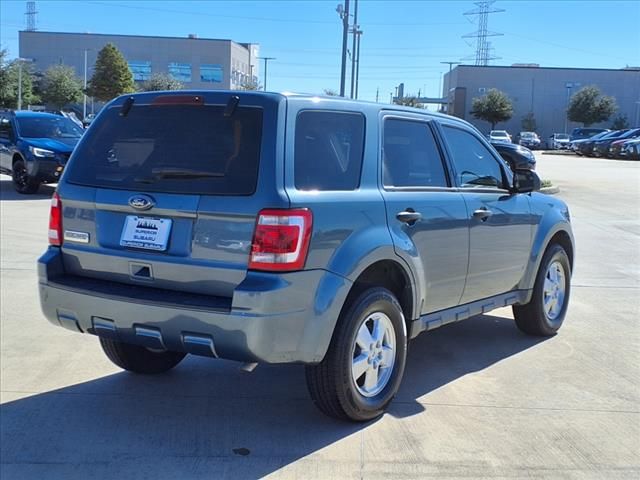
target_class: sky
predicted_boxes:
[1,0,639,104]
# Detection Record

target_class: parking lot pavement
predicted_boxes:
[1,156,639,479]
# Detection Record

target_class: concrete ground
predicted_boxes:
[1,154,638,479]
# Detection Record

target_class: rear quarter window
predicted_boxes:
[294,111,365,191]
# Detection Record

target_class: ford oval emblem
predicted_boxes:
[128,194,155,211]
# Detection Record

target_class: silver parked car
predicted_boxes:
[549,133,570,150]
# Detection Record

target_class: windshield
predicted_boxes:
[66,103,263,195]
[491,131,508,137]
[556,134,569,140]
[16,116,83,139]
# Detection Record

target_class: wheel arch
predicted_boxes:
[340,259,415,341]
[12,152,25,167]
[520,221,575,296]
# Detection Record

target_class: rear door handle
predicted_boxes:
[396,210,422,225]
[472,208,493,221]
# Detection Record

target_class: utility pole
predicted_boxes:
[376,87,379,103]
[349,0,358,99]
[441,61,460,113]
[337,0,350,97]
[354,28,362,99]
[258,57,276,91]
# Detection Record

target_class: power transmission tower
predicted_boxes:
[462,1,504,66]
[26,1,38,31]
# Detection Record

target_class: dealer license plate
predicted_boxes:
[120,216,172,251]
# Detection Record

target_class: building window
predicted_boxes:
[201,64,223,83]
[128,61,152,81]
[168,62,192,83]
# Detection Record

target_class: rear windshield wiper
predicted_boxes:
[134,168,224,183]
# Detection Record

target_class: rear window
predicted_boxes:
[294,111,365,191]
[66,104,263,195]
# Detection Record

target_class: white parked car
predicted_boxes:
[489,130,512,143]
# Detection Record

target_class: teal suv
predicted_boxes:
[38,91,574,421]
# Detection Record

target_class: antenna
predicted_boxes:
[25,1,38,31]
[462,1,504,66]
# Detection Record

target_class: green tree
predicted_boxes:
[87,43,135,101]
[139,73,183,92]
[39,65,83,109]
[521,112,537,132]
[610,113,629,130]
[567,85,617,127]
[394,95,424,108]
[0,51,40,108]
[470,88,513,129]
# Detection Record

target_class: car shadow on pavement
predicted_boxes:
[0,178,56,201]
[0,313,547,479]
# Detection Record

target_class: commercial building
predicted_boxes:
[19,31,260,91]
[443,64,640,140]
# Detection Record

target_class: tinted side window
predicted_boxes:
[442,126,505,189]
[0,117,13,140]
[295,111,364,191]
[383,119,448,188]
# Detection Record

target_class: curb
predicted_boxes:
[540,186,560,195]
[541,150,574,155]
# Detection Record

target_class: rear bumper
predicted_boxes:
[38,248,352,364]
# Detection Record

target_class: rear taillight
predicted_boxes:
[48,192,62,246]
[248,209,312,272]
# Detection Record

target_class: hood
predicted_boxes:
[23,137,78,153]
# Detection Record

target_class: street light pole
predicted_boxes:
[16,58,33,111]
[17,62,23,110]
[440,61,460,114]
[83,49,89,119]
[564,83,572,134]
[349,0,358,99]
[258,57,275,91]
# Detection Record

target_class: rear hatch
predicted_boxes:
[56,92,287,300]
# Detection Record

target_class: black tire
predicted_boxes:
[12,159,40,194]
[99,337,186,374]
[305,287,408,422]
[513,244,571,336]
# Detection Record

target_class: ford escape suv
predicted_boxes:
[38,91,574,422]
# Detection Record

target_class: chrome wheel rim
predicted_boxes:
[351,312,396,397]
[543,260,566,321]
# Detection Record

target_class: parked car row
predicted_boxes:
[570,128,640,159]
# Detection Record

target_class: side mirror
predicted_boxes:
[512,169,541,193]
